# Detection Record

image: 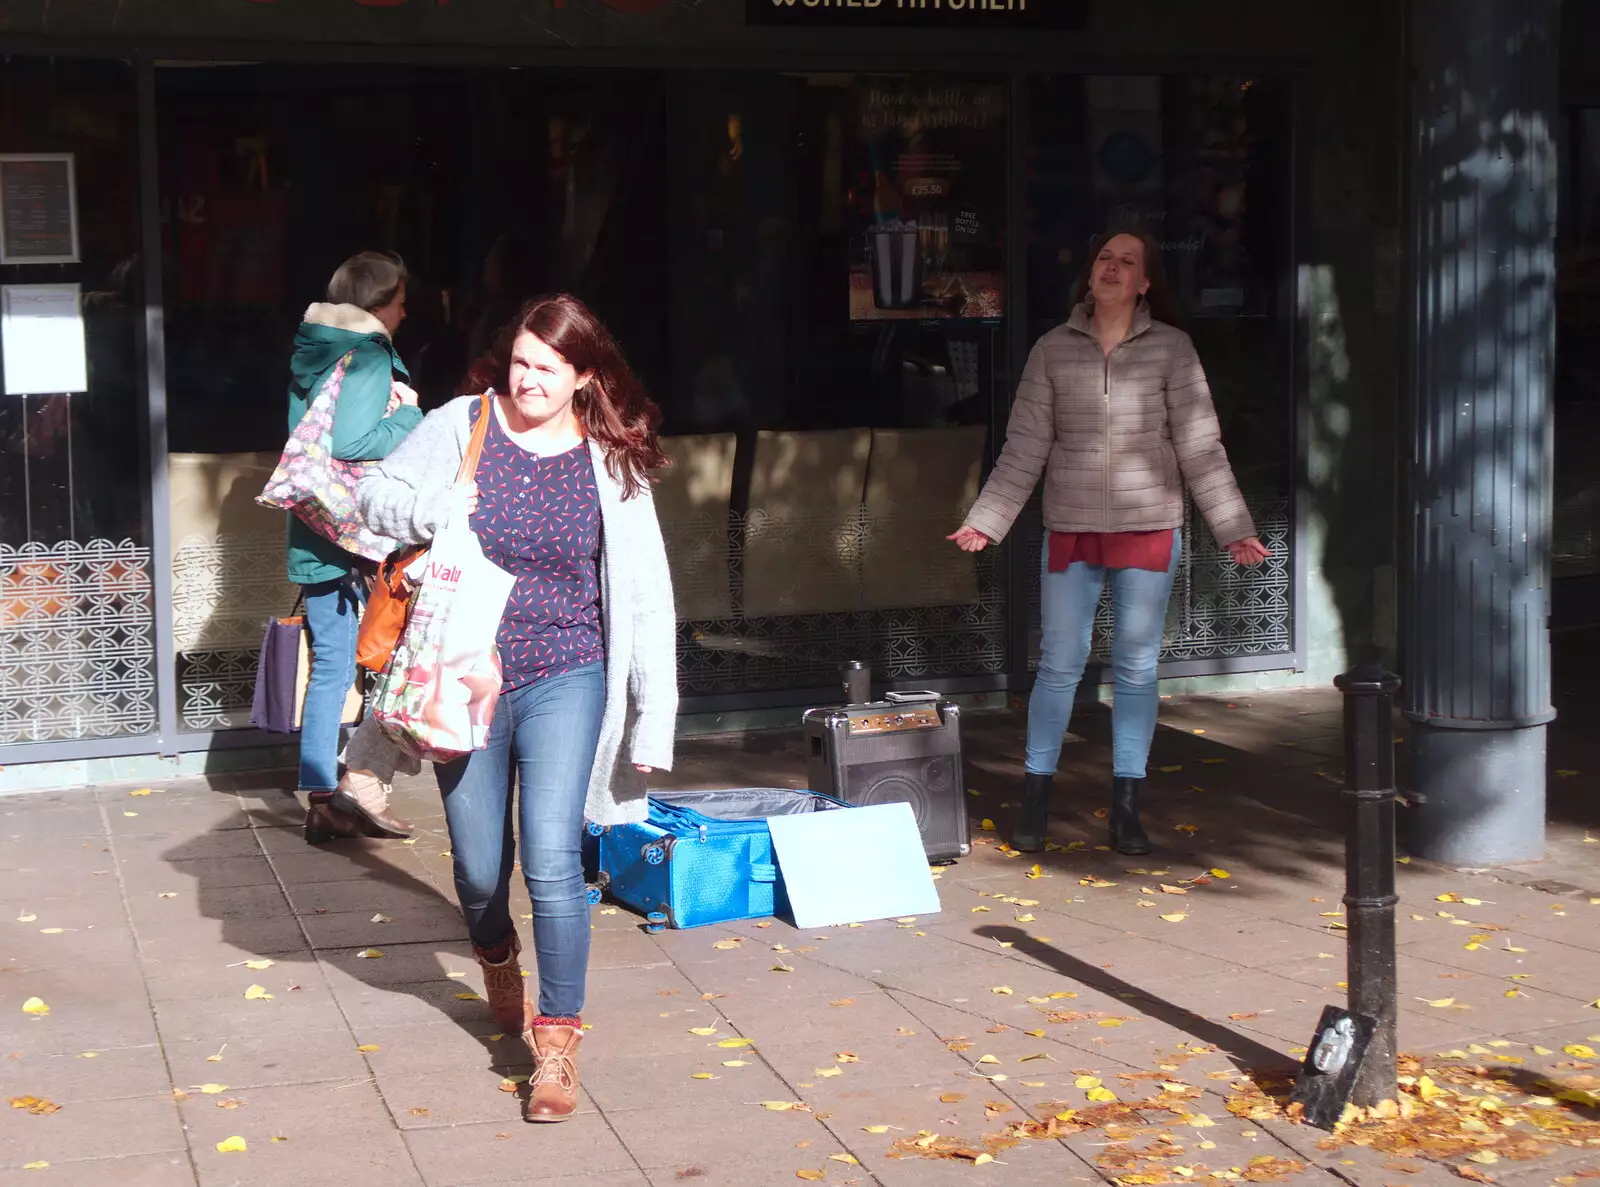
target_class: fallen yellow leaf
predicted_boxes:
[829,1154,859,1165]
[1175,823,1199,835]
[22,1162,49,1170]
[716,1037,753,1049]
[215,1136,247,1153]
[1086,1086,1118,1102]
[1210,868,1230,878]
[973,1153,995,1166]
[1097,1019,1125,1028]
[1188,1113,1217,1128]
[1564,1044,1597,1058]
[688,1027,719,1036]
[1160,913,1188,923]
[1466,1152,1498,1165]
[20,997,48,1016]
[1027,864,1044,879]
[815,1067,843,1078]
[1075,1076,1101,1089]
[1158,765,1182,773]
[796,1171,825,1182]
[979,818,997,831]
[243,985,272,1001]
[454,992,483,1001]
[991,986,1013,995]
[356,1044,380,1053]
[863,1124,890,1134]
[722,1060,748,1068]
[758,1101,805,1111]
[15,912,36,922]
[690,1072,715,1080]
[356,949,384,959]
[197,1083,228,1094]
[1423,997,1456,1008]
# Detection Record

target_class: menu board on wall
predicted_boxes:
[0,155,81,266]
[848,81,1005,322]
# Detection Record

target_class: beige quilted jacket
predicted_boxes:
[963,302,1255,548]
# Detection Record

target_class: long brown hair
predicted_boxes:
[1070,228,1187,331]
[461,294,667,499]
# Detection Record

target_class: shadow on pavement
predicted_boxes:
[156,778,524,1090]
[976,925,1298,1076]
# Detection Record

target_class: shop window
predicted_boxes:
[1556,107,1600,584]
[1023,73,1295,669]
[662,73,1011,697]
[155,63,668,727]
[0,57,154,744]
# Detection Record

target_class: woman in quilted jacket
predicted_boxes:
[285,250,420,843]
[949,230,1268,857]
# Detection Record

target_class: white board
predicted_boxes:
[2,283,87,396]
[768,802,941,929]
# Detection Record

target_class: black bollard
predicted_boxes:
[1334,664,1402,1107]
[1290,665,1402,1128]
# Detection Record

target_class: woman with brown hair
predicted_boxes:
[950,230,1267,856]
[357,294,677,1122]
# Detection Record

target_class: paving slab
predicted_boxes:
[3,678,1599,1184]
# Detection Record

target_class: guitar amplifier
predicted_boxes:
[803,691,970,861]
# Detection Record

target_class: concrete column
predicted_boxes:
[1403,0,1559,864]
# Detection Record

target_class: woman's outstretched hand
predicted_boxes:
[947,526,992,553]
[1227,536,1270,566]
[634,765,654,774]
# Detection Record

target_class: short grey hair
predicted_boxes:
[327,251,407,313]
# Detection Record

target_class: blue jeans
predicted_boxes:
[298,575,362,793]
[434,663,605,1018]
[1025,530,1181,781]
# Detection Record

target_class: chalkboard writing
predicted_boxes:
[0,155,80,266]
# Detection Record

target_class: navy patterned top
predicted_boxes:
[468,400,604,691]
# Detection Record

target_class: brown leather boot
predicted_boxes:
[304,797,365,844]
[330,769,412,838]
[474,935,534,1039]
[526,1018,582,1123]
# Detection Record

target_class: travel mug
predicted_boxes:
[842,661,872,705]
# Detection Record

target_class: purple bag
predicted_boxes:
[256,351,400,563]
[249,611,303,735]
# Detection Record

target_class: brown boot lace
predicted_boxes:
[527,1020,581,1122]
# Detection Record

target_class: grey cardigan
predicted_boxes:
[357,395,678,826]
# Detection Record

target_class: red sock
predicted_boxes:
[533,1015,581,1028]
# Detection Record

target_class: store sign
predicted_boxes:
[0,155,80,266]
[746,0,1086,29]
[1,284,88,396]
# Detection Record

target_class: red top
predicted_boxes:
[1048,529,1175,573]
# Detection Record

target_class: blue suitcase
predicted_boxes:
[588,787,845,930]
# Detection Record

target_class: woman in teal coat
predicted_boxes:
[285,251,419,841]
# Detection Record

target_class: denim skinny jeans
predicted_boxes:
[1025,530,1181,780]
[434,662,605,1018]
[297,575,362,793]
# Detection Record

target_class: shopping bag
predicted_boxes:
[256,351,401,563]
[249,604,365,734]
[370,500,514,763]
[293,630,366,729]
[356,393,495,674]
[249,612,303,734]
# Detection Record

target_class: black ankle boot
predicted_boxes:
[1011,772,1053,853]
[1109,777,1152,856]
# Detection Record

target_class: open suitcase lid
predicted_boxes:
[648,787,846,830]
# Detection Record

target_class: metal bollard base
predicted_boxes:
[1289,1005,1382,1130]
